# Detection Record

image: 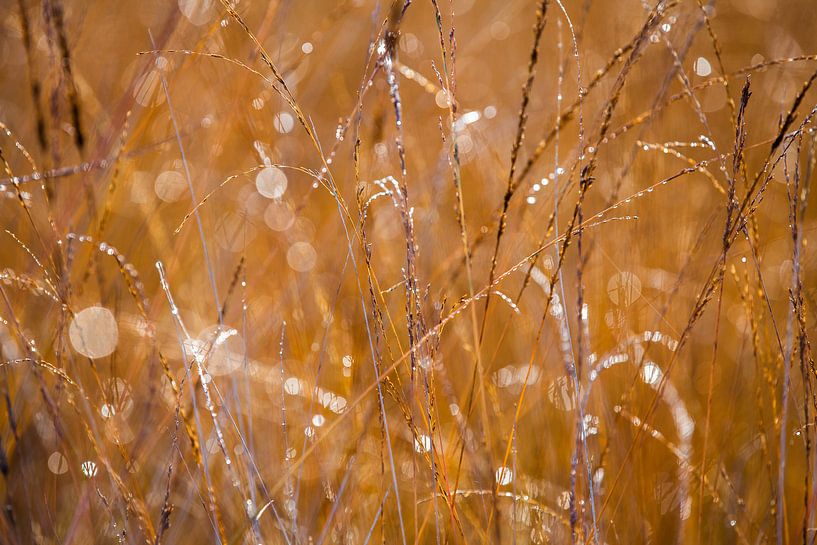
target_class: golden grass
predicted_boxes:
[0,0,816,543]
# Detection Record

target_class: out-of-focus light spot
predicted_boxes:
[69,307,118,359]
[104,415,135,445]
[493,364,541,388]
[694,56,712,77]
[458,0,476,14]
[47,452,68,475]
[256,166,288,199]
[264,200,296,231]
[732,0,776,20]
[414,434,432,453]
[130,171,153,204]
[284,377,302,395]
[133,70,165,108]
[104,377,133,417]
[641,362,662,386]
[607,271,642,306]
[81,461,98,478]
[701,83,728,112]
[215,212,257,252]
[154,56,170,71]
[193,325,245,376]
[183,338,207,364]
[287,242,317,272]
[456,133,473,155]
[274,112,295,134]
[435,89,451,108]
[547,376,577,411]
[495,466,513,486]
[179,0,214,25]
[101,404,115,419]
[238,186,266,216]
[456,110,481,130]
[154,170,186,202]
[490,21,510,40]
[399,33,422,56]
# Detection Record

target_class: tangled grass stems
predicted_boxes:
[3,1,817,543]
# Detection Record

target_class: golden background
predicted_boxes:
[0,0,816,543]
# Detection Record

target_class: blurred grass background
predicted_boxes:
[1,0,816,543]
